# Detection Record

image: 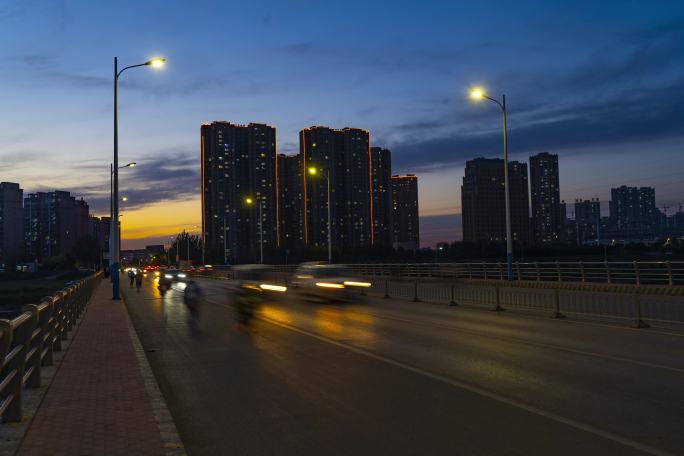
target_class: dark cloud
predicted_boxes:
[46,152,200,215]
[48,68,309,99]
[388,21,684,174]
[391,78,684,172]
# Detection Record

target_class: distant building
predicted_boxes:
[89,216,110,266]
[0,182,24,264]
[277,154,304,250]
[574,198,601,244]
[121,249,148,263]
[370,147,393,247]
[145,245,165,257]
[300,126,372,250]
[391,174,419,250]
[201,122,278,264]
[668,210,684,236]
[529,152,561,244]
[461,158,530,244]
[609,186,657,239]
[24,191,90,260]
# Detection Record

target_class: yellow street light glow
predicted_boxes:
[245,197,254,205]
[147,57,166,68]
[315,282,345,289]
[470,87,486,100]
[121,196,128,201]
[260,284,288,292]
[308,167,318,175]
[343,281,372,288]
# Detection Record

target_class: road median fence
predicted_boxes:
[0,272,101,424]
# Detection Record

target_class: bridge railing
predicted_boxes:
[342,261,684,286]
[0,273,100,424]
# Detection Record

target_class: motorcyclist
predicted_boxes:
[135,270,143,291]
[184,280,202,323]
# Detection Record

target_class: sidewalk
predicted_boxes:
[17,281,168,456]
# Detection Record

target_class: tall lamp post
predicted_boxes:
[109,162,135,281]
[245,197,264,264]
[112,56,165,300]
[307,167,332,264]
[470,87,513,280]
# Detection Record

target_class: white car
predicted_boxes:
[291,263,371,302]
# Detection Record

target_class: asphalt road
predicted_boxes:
[122,277,684,456]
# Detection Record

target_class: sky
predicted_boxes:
[1,0,683,249]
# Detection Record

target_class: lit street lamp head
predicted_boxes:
[245,197,254,205]
[470,87,485,100]
[146,57,166,68]
[121,196,128,202]
[308,167,318,175]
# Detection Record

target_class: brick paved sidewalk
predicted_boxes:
[17,281,166,456]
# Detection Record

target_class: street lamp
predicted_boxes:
[470,86,513,280]
[109,162,136,282]
[244,197,263,264]
[308,166,332,264]
[112,56,165,300]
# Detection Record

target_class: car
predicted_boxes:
[231,264,288,295]
[162,269,188,282]
[290,263,371,302]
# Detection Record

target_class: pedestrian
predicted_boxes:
[128,269,135,287]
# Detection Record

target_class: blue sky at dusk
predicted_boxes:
[1,0,683,248]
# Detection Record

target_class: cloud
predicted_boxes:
[36,151,200,215]
[390,78,684,173]
[387,20,684,173]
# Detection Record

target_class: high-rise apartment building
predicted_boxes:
[461,158,530,244]
[300,126,372,250]
[201,122,278,264]
[574,198,601,244]
[0,182,24,263]
[277,154,304,250]
[391,174,419,250]
[370,147,392,246]
[529,152,561,244]
[609,186,657,237]
[24,191,90,260]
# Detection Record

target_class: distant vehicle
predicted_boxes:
[290,263,371,302]
[163,269,187,282]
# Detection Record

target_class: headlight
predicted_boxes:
[164,274,173,279]
[260,284,287,292]
[154,271,160,276]
[178,273,187,278]
[315,282,345,289]
[343,281,371,288]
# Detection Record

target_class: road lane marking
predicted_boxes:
[257,313,675,456]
